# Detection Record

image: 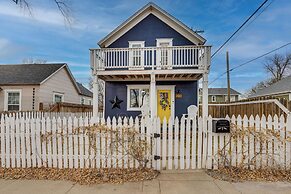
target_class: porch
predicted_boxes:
[90,45,211,119]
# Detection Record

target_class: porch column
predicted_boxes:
[150,72,156,119]
[202,72,208,119]
[93,75,99,119]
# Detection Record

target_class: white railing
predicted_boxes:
[90,45,211,71]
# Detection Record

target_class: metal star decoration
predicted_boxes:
[110,96,123,109]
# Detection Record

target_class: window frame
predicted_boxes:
[128,41,145,69]
[53,92,64,103]
[156,38,173,68]
[211,95,216,102]
[127,85,150,111]
[4,89,22,111]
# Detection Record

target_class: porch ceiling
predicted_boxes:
[98,72,203,81]
[97,69,204,81]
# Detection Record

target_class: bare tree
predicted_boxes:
[10,0,73,25]
[22,58,47,64]
[245,80,270,97]
[264,53,291,83]
[89,77,104,111]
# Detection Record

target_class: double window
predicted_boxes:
[127,85,149,111]
[53,92,64,103]
[4,90,21,111]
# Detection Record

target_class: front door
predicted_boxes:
[157,89,172,122]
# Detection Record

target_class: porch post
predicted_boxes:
[93,75,99,119]
[202,72,208,119]
[150,72,156,119]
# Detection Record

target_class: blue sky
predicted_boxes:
[0,0,290,93]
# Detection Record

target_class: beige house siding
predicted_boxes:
[0,85,40,111]
[39,67,80,109]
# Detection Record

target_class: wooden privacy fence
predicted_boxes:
[202,98,291,118]
[0,113,291,170]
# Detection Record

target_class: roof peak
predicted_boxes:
[98,2,206,47]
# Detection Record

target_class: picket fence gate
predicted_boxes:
[0,113,291,170]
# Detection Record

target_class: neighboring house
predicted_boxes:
[199,88,241,103]
[0,63,93,111]
[90,2,211,120]
[77,82,93,105]
[248,76,291,100]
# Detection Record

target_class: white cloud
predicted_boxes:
[0,2,66,26]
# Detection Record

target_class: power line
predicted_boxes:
[211,0,269,58]
[225,0,275,47]
[209,42,291,85]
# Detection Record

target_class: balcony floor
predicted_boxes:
[97,69,204,81]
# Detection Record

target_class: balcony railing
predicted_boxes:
[90,45,211,72]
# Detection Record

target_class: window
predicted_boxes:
[53,93,64,103]
[88,99,92,106]
[80,97,85,105]
[129,41,145,68]
[156,39,173,67]
[127,85,149,111]
[211,95,216,102]
[4,90,21,111]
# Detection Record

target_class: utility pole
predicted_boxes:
[226,51,231,103]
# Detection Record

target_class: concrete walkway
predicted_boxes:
[0,170,291,194]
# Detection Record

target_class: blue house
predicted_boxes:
[90,2,211,121]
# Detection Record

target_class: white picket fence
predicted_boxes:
[0,111,94,120]
[0,113,291,170]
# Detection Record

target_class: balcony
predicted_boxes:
[90,45,211,81]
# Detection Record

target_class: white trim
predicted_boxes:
[156,85,175,120]
[40,64,81,94]
[98,3,205,47]
[4,89,22,111]
[156,38,173,46]
[40,64,66,84]
[127,85,150,111]
[128,41,145,69]
[53,92,64,103]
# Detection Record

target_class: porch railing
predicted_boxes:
[90,45,211,71]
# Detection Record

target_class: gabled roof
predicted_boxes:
[0,63,65,85]
[77,82,93,98]
[208,88,241,95]
[98,2,206,47]
[249,76,291,98]
[0,63,81,94]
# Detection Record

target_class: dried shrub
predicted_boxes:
[0,168,159,185]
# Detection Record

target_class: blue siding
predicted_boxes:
[105,81,198,118]
[108,14,195,48]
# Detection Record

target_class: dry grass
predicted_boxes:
[0,167,159,185]
[207,167,291,182]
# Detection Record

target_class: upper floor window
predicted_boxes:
[53,92,64,103]
[4,90,21,111]
[80,97,85,105]
[129,41,145,68]
[211,95,216,102]
[156,38,173,67]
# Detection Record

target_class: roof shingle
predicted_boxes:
[0,63,65,85]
